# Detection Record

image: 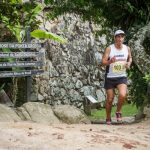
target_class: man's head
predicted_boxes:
[114,30,125,45]
[114,30,125,37]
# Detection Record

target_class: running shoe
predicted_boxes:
[106,118,112,125]
[116,112,122,122]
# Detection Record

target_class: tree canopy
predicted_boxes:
[44,0,150,31]
[0,1,42,42]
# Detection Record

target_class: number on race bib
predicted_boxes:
[112,62,126,73]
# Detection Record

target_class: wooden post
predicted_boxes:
[26,26,32,101]
[83,97,91,115]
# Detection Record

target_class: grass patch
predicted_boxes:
[89,103,138,120]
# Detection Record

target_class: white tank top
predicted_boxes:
[106,44,128,78]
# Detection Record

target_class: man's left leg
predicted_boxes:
[116,84,127,121]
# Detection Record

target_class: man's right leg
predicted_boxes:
[105,88,114,122]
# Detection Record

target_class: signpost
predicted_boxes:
[0,70,44,78]
[0,27,45,102]
[0,42,41,49]
[25,27,32,101]
[0,52,43,58]
[0,61,44,68]
[0,50,45,78]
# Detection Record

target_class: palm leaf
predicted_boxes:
[30,29,67,44]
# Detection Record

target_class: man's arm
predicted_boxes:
[102,47,115,66]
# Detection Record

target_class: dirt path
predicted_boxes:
[0,119,149,150]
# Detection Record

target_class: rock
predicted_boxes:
[144,105,150,118]
[0,104,21,122]
[16,102,60,124]
[75,80,83,89]
[69,89,83,102]
[80,86,96,97]
[38,94,44,101]
[63,77,75,90]
[95,51,102,64]
[53,105,91,124]
[96,89,105,103]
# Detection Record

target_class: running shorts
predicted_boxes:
[104,76,127,89]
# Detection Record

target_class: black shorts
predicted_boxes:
[104,76,127,89]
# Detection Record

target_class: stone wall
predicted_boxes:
[25,10,150,115]
[129,23,150,74]
[30,14,114,109]
[129,23,150,117]
[30,12,150,111]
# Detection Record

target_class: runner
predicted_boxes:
[102,30,132,125]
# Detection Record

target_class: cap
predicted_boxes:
[114,30,125,36]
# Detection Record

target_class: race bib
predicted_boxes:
[112,61,126,73]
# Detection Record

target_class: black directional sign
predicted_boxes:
[0,52,43,58]
[0,70,44,78]
[0,42,41,49]
[0,42,44,78]
[0,61,44,68]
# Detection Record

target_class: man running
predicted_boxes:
[102,30,132,125]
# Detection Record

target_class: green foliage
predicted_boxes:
[0,83,5,92]
[0,1,42,42]
[30,29,67,43]
[8,0,22,4]
[128,64,149,108]
[44,0,150,31]
[1,15,23,42]
[25,4,43,26]
[44,0,104,23]
[0,1,67,43]
[100,0,150,30]
[144,74,150,83]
